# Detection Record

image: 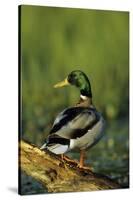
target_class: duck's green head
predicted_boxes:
[54,70,92,98]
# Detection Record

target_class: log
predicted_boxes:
[19,140,120,193]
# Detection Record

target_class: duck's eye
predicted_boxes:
[68,74,76,83]
[71,74,76,79]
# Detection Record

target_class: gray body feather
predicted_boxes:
[41,106,105,154]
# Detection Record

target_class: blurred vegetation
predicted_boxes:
[20,5,129,191]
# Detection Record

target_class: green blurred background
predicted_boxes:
[20,5,129,194]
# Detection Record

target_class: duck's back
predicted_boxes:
[50,106,99,139]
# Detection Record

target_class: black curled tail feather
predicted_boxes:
[46,134,70,146]
[43,134,70,154]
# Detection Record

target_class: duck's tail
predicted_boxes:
[40,135,70,154]
[40,143,47,150]
[47,144,69,154]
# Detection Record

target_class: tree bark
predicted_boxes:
[19,140,120,193]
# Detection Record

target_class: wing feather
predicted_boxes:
[49,107,100,139]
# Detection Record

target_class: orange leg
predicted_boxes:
[61,154,78,164]
[61,154,64,161]
[78,150,93,170]
[78,149,85,168]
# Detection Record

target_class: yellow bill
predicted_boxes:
[54,78,70,88]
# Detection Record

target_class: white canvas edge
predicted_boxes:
[0,0,132,200]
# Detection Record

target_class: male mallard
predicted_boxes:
[41,70,105,169]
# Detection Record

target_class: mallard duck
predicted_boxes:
[41,70,105,169]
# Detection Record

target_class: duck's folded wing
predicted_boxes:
[49,107,100,139]
[41,107,101,154]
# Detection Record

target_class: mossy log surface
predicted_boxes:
[19,140,120,193]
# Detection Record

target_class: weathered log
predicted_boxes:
[19,140,120,193]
